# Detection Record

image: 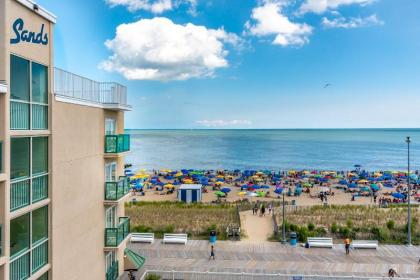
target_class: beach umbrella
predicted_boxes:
[358,179,369,184]
[348,183,358,189]
[274,188,283,194]
[359,187,370,192]
[238,191,247,196]
[221,187,231,193]
[215,181,223,186]
[392,193,405,199]
[260,185,270,189]
[164,184,174,189]
[183,179,193,184]
[256,191,266,197]
[247,192,258,197]
[215,191,226,197]
[303,182,312,188]
[338,180,348,185]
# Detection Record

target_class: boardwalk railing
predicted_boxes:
[139,270,417,280]
[54,68,128,106]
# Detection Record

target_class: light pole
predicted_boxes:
[406,136,412,246]
[281,190,286,244]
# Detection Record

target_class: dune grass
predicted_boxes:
[276,205,420,244]
[125,201,239,239]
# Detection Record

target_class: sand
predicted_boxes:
[240,210,273,241]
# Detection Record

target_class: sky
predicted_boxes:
[36,0,420,129]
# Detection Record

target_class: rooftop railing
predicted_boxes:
[54,68,129,108]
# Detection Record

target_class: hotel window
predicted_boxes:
[105,162,117,182]
[10,137,49,211]
[10,54,48,130]
[105,251,117,272]
[10,206,49,279]
[105,206,116,228]
[105,118,117,135]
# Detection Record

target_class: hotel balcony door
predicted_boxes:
[105,118,117,135]
[105,162,117,182]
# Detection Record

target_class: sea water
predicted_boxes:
[126,129,420,171]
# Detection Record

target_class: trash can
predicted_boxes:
[290,232,297,246]
[209,230,217,244]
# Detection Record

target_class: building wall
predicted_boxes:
[51,100,125,280]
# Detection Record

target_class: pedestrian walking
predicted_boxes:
[344,237,350,255]
[209,245,215,260]
[268,203,273,215]
[388,268,399,278]
[261,204,266,216]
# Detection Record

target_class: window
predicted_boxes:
[105,206,116,228]
[10,55,48,130]
[32,137,48,175]
[11,138,30,180]
[105,251,116,270]
[32,206,48,244]
[105,118,117,135]
[11,55,30,101]
[10,213,30,257]
[105,162,117,182]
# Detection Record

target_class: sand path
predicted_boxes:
[240,210,273,241]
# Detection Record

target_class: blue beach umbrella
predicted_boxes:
[392,193,405,199]
[221,187,231,193]
[338,180,348,185]
[274,188,283,194]
[348,183,358,189]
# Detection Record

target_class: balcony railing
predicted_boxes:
[105,217,130,247]
[54,68,130,109]
[105,176,130,201]
[10,239,48,280]
[106,261,119,280]
[105,134,130,154]
[11,174,48,211]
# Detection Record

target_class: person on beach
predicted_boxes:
[209,245,215,260]
[261,204,266,216]
[344,238,350,255]
[253,203,258,215]
[268,203,273,215]
[388,268,399,278]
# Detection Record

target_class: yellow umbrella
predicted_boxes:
[238,191,247,196]
[358,179,369,184]
[183,179,193,184]
[164,184,174,189]
[215,181,223,186]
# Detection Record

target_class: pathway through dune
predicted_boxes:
[240,210,273,242]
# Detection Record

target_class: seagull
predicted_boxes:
[323,83,332,88]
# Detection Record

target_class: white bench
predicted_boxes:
[163,233,188,244]
[307,237,333,248]
[351,240,378,249]
[131,233,155,243]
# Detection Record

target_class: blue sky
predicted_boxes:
[37,0,420,129]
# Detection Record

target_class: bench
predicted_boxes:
[131,233,155,243]
[163,233,188,244]
[307,237,333,248]
[351,240,378,249]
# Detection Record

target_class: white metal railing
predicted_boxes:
[54,68,128,106]
[139,270,417,280]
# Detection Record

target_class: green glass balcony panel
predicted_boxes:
[106,261,119,280]
[105,217,130,247]
[105,134,130,153]
[11,179,30,211]
[105,176,129,201]
[10,251,30,280]
[11,101,30,130]
[32,104,48,130]
[32,175,48,203]
[32,240,48,273]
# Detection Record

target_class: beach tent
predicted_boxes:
[178,184,202,203]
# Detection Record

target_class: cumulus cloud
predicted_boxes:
[245,0,312,47]
[299,0,375,14]
[195,120,252,127]
[322,14,383,28]
[100,17,241,81]
[106,0,196,14]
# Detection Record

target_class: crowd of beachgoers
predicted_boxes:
[125,166,420,206]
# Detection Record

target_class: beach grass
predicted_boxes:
[125,201,240,239]
[275,204,420,244]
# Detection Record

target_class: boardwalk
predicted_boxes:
[127,240,420,279]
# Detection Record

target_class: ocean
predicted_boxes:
[125,129,420,172]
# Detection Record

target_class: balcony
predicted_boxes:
[10,239,48,280]
[105,176,131,202]
[54,68,131,111]
[10,174,48,212]
[106,260,119,280]
[105,217,130,248]
[104,134,130,156]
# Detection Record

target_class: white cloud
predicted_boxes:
[106,0,196,14]
[322,14,383,28]
[100,17,241,81]
[195,120,252,127]
[245,0,312,47]
[299,0,375,14]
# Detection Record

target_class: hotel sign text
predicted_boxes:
[10,18,48,45]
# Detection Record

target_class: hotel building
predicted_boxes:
[0,0,135,279]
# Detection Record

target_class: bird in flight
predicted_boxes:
[323,83,332,88]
